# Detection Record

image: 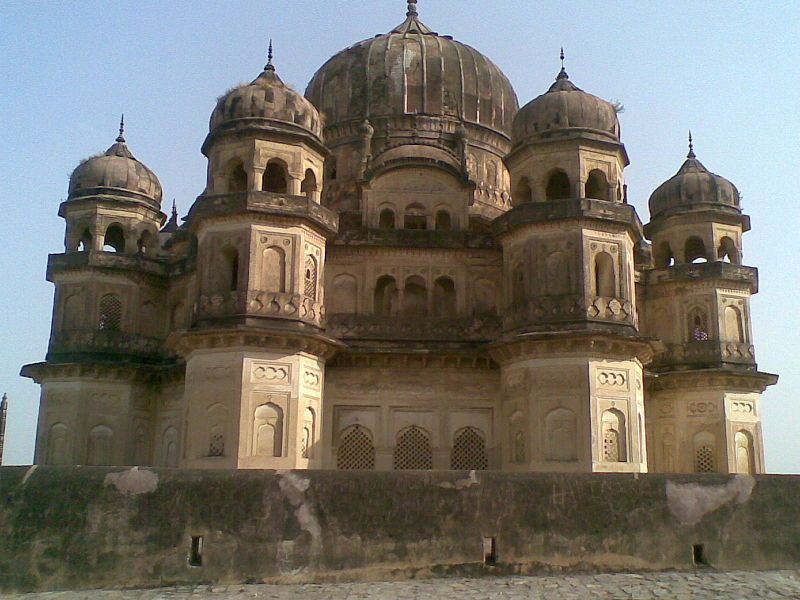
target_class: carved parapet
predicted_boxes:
[197,291,324,328]
[651,340,756,370]
[47,251,168,281]
[47,331,167,362]
[326,314,502,342]
[504,295,636,331]
[645,262,759,293]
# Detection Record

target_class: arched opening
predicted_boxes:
[98,294,122,331]
[515,177,532,204]
[435,210,452,231]
[546,170,571,200]
[337,425,375,470]
[207,404,227,457]
[688,307,709,341]
[685,236,707,263]
[262,246,286,293]
[724,305,744,343]
[262,159,288,193]
[161,426,179,468]
[450,427,488,470]
[304,255,318,300]
[655,242,675,268]
[62,294,83,330]
[330,274,358,314]
[302,408,315,459]
[137,230,154,255]
[379,208,395,230]
[404,203,427,230]
[735,430,755,474]
[78,228,92,252]
[545,408,578,462]
[301,168,317,200]
[374,275,398,317]
[227,159,247,193]
[585,169,609,201]
[46,423,68,465]
[393,426,432,470]
[103,224,125,253]
[86,425,113,466]
[511,263,525,306]
[222,246,239,292]
[253,403,283,458]
[693,431,716,473]
[601,409,627,463]
[433,276,456,317]
[717,236,740,264]
[593,252,616,297]
[403,276,427,315]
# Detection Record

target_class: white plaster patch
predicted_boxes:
[20,465,37,485]
[439,470,480,490]
[276,471,322,569]
[666,475,755,526]
[104,467,159,496]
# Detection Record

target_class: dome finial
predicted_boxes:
[557,48,569,80]
[687,129,696,159]
[407,0,418,16]
[116,113,125,143]
[265,39,275,71]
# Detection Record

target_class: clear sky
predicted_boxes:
[0,1,797,471]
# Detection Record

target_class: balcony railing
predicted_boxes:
[504,295,636,330]
[325,313,502,341]
[651,340,756,368]
[197,291,324,327]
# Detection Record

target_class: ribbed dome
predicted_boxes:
[68,125,162,206]
[512,68,620,146]
[210,59,322,139]
[305,2,518,139]
[649,145,740,220]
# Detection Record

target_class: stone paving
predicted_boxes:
[4,571,800,600]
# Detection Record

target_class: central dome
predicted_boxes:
[305,1,518,140]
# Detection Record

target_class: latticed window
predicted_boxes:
[451,427,488,470]
[304,256,317,299]
[690,311,709,341]
[209,428,224,457]
[695,446,715,473]
[301,427,310,459]
[603,428,621,462]
[98,294,122,331]
[393,426,433,470]
[337,425,375,470]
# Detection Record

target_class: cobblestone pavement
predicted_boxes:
[4,571,800,599]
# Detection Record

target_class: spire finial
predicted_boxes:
[265,39,275,71]
[171,198,177,219]
[556,48,569,81]
[407,0,418,17]
[687,129,696,159]
[116,114,125,143]
[560,47,565,68]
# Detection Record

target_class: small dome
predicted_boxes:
[210,54,322,139]
[512,68,620,146]
[68,122,162,205]
[649,143,741,220]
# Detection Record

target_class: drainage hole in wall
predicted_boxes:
[692,543,707,566]
[189,535,203,567]
[483,536,497,566]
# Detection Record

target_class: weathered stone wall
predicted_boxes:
[1,467,798,592]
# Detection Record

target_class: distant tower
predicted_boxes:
[642,135,778,474]
[0,393,7,465]
[495,59,653,472]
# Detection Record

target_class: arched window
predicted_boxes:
[545,408,578,462]
[262,159,288,193]
[433,276,456,317]
[262,246,286,293]
[685,237,707,263]
[330,273,358,314]
[98,294,122,331]
[253,403,283,458]
[302,408,315,459]
[515,177,532,204]
[337,425,375,470]
[374,275,398,317]
[46,423,68,465]
[735,430,755,474]
[688,307,709,341]
[304,255,318,300]
[86,425,113,466]
[137,230,154,255]
[585,169,609,201]
[512,263,525,306]
[404,203,427,230]
[601,409,627,463]
[62,294,83,330]
[546,170,571,200]
[403,276,427,315]
[393,426,432,470]
[103,224,125,253]
[301,169,317,200]
[78,228,92,252]
[717,237,740,264]
[227,159,247,192]
[593,252,616,297]
[724,305,744,343]
[379,208,395,230]
[435,210,452,231]
[207,404,227,457]
[693,431,716,473]
[655,242,675,268]
[450,427,488,470]
[160,426,179,468]
[222,246,239,292]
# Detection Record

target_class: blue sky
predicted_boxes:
[0,1,798,471]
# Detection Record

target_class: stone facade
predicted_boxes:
[21,2,777,474]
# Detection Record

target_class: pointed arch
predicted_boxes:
[253,403,283,458]
[302,408,315,459]
[724,305,744,343]
[545,408,578,462]
[262,159,288,193]
[433,276,456,317]
[593,252,616,297]
[435,210,452,231]
[404,203,427,230]
[301,168,317,200]
[393,426,433,470]
[685,236,707,263]
[403,275,427,315]
[226,158,247,192]
[262,245,286,293]
[98,293,122,331]
[160,426,179,467]
[546,169,571,200]
[688,306,710,341]
[86,425,113,466]
[735,430,755,474]
[103,224,125,253]
[46,423,69,465]
[693,431,716,473]
[337,425,375,470]
[515,177,532,204]
[601,409,627,462]
[450,427,488,470]
[655,241,675,268]
[374,275,398,316]
[718,236,740,264]
[221,245,240,292]
[304,255,318,300]
[379,208,396,230]
[585,169,609,200]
